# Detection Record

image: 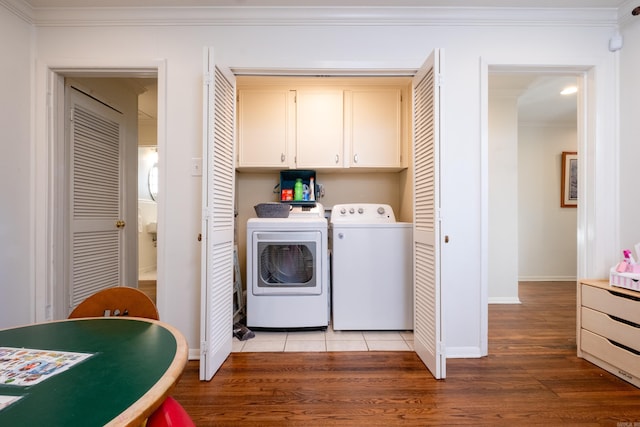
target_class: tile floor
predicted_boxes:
[142,269,414,353]
[232,326,414,353]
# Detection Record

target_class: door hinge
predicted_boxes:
[69,107,75,122]
[204,72,213,87]
[436,74,444,87]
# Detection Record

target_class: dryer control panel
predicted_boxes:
[330,203,396,223]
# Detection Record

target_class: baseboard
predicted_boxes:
[488,296,521,304]
[518,276,576,281]
[189,348,201,360]
[446,346,483,358]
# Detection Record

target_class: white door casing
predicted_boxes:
[66,86,127,312]
[412,49,446,379]
[200,48,236,381]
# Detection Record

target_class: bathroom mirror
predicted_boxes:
[148,163,158,201]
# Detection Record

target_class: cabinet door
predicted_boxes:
[237,89,293,168]
[296,89,344,168]
[348,88,402,168]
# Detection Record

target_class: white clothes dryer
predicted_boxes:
[330,203,413,331]
[246,203,329,329]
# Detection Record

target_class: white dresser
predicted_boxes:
[578,279,640,388]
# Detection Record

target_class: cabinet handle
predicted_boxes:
[354,154,359,164]
[281,153,285,163]
[335,154,339,164]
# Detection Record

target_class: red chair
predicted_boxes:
[147,396,195,427]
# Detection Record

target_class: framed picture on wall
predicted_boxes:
[561,151,578,208]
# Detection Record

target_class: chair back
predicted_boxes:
[68,287,159,320]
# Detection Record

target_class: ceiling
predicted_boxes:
[490,75,578,125]
[18,0,629,8]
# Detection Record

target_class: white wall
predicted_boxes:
[0,7,32,327]
[11,7,620,357]
[518,124,578,280]
[620,17,640,255]
[236,171,404,284]
[488,93,520,303]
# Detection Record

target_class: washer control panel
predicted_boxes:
[330,203,396,223]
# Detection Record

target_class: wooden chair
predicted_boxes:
[68,286,159,320]
[67,286,193,425]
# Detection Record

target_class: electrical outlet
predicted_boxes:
[191,157,202,176]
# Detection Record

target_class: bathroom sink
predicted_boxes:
[146,222,157,233]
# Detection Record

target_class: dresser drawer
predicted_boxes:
[581,307,640,353]
[581,284,640,325]
[581,329,640,383]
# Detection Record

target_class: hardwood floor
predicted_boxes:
[171,282,640,426]
[138,279,156,305]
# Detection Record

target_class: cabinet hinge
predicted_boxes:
[69,107,74,122]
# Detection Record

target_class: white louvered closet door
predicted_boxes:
[200,49,236,381]
[68,87,125,311]
[412,49,446,379]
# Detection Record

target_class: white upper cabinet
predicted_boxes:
[295,89,344,169]
[237,89,294,168]
[346,88,403,168]
[236,78,408,171]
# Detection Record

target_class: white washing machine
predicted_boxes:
[330,203,413,331]
[246,203,329,329]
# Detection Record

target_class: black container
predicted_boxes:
[279,169,316,206]
[254,203,291,218]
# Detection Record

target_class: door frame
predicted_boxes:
[33,59,167,321]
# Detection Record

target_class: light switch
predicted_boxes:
[191,157,202,176]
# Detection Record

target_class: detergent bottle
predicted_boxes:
[293,178,303,201]
[309,177,315,201]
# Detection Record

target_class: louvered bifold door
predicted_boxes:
[412,50,445,379]
[68,88,125,311]
[200,49,236,381]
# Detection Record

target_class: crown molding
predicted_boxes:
[13,4,619,28]
[1,0,34,24]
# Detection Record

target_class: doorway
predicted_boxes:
[487,71,580,351]
[50,72,160,319]
[488,72,579,301]
[137,79,159,304]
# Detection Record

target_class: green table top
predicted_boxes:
[0,317,187,427]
